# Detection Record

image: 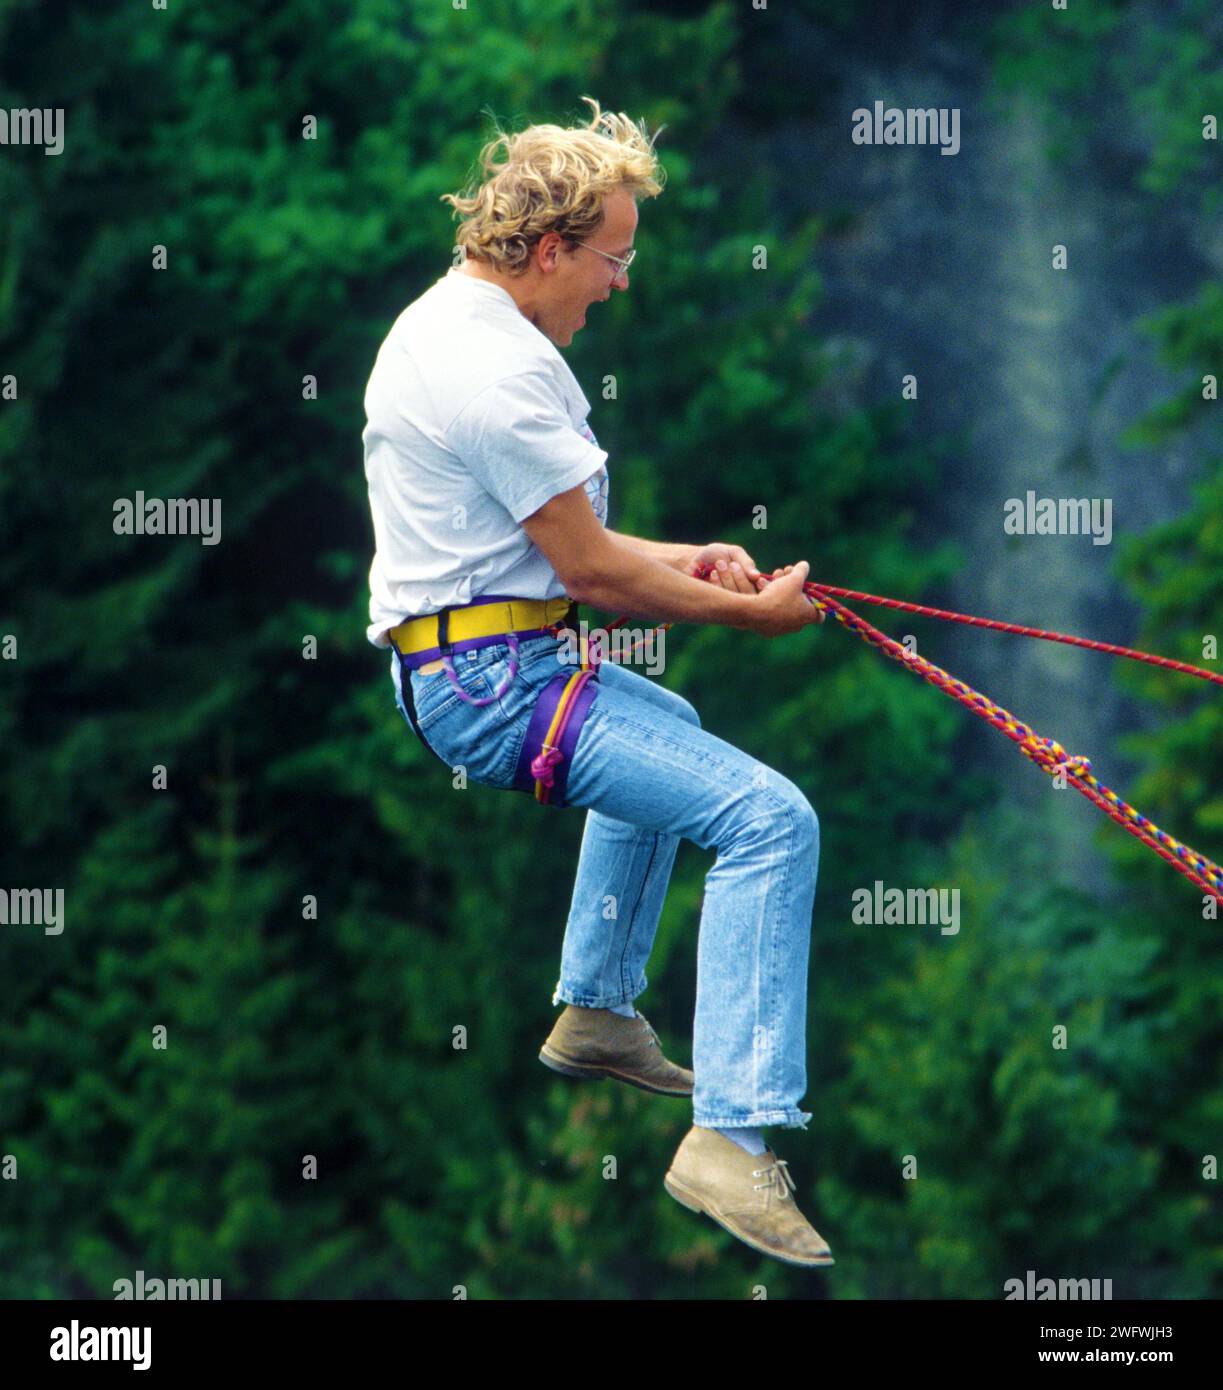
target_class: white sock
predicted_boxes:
[606,1001,637,1018]
[717,1126,767,1155]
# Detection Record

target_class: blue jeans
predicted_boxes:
[391,632,819,1130]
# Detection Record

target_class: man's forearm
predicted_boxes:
[578,538,758,630]
[603,529,697,572]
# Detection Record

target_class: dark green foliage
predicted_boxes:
[0,0,1218,1298]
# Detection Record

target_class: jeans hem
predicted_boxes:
[552,985,642,1009]
[694,1109,812,1130]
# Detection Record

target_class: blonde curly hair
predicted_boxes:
[441,96,666,276]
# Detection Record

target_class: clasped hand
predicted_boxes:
[683,543,826,623]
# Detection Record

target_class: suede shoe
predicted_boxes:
[664,1124,834,1267]
[539,1005,694,1097]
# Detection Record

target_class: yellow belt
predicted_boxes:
[388,595,575,658]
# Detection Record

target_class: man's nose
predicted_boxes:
[612,269,629,291]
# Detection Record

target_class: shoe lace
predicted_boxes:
[634,1012,661,1050]
[752,1158,798,1200]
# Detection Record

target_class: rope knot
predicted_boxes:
[1020,734,1090,778]
[530,744,564,787]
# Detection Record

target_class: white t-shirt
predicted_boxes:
[362,267,611,649]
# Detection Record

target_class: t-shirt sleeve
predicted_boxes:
[446,370,609,524]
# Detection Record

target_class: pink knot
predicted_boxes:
[530,744,564,787]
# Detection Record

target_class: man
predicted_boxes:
[362,97,831,1268]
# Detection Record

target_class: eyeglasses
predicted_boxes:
[573,241,636,275]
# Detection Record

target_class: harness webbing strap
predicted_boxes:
[515,668,599,806]
[514,624,601,806]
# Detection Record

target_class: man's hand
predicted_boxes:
[747,561,826,636]
[685,542,762,593]
[687,547,827,634]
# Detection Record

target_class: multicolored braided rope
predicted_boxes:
[609,566,1223,906]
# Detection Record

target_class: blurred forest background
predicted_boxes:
[1,0,1220,1298]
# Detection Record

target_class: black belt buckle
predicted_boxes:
[558,599,580,636]
[435,607,453,658]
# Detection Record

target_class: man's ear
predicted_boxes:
[542,232,579,274]
[536,231,563,273]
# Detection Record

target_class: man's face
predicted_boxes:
[537,186,638,347]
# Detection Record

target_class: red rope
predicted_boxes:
[806,584,1223,687]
